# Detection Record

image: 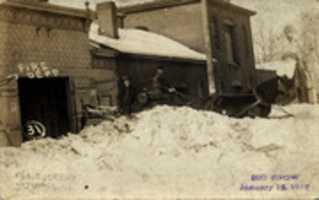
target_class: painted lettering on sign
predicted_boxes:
[26,120,47,138]
[17,62,60,79]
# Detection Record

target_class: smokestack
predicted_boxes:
[96,1,119,39]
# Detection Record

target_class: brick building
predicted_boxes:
[0,0,210,147]
[90,2,209,112]
[119,0,257,99]
[0,0,116,146]
[0,0,260,146]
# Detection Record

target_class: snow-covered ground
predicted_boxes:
[0,105,319,199]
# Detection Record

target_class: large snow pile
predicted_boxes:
[0,105,319,199]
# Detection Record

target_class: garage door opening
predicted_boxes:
[18,77,72,142]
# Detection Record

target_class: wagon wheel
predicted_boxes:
[132,92,149,112]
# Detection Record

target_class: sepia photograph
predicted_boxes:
[0,0,318,199]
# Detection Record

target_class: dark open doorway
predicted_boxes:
[18,77,72,142]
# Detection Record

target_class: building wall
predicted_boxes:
[116,55,208,108]
[0,20,9,146]
[0,4,117,146]
[0,18,23,146]
[205,1,256,95]
[121,1,257,96]
[122,3,206,53]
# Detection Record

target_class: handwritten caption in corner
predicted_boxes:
[240,174,311,192]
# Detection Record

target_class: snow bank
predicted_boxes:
[0,105,319,199]
[89,22,207,61]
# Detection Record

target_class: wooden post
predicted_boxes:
[201,0,218,95]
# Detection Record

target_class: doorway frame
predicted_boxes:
[17,77,76,141]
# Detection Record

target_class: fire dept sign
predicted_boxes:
[17,62,60,79]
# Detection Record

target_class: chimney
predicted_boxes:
[117,13,126,28]
[96,1,119,39]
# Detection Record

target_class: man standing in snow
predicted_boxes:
[152,67,168,92]
[119,76,133,115]
[81,101,89,129]
[151,66,174,104]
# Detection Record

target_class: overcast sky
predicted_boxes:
[50,0,319,33]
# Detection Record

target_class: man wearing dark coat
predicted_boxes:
[150,66,176,104]
[118,76,133,115]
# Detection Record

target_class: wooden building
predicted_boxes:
[90,2,209,111]
[0,0,116,146]
[119,0,257,100]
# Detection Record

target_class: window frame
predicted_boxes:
[223,20,240,66]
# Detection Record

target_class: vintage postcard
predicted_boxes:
[0,0,318,199]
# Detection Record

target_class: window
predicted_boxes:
[242,25,250,58]
[92,55,116,70]
[211,16,221,50]
[224,23,239,64]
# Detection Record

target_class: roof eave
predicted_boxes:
[118,0,200,14]
[121,52,207,64]
[0,0,89,18]
[207,0,256,16]
[118,0,256,16]
[92,44,207,64]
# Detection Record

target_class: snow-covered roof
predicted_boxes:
[256,59,297,79]
[89,22,207,61]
